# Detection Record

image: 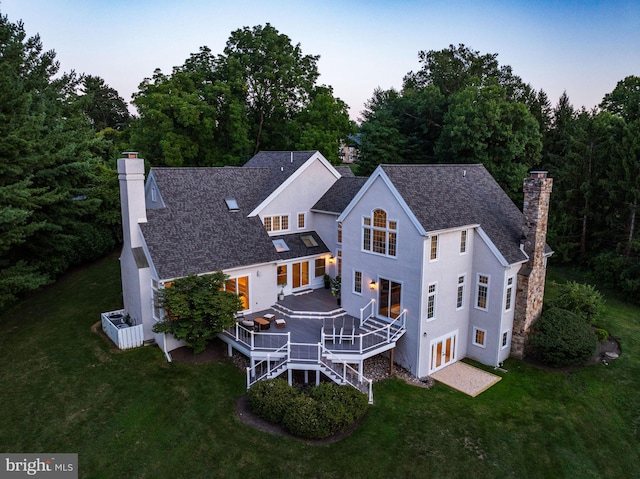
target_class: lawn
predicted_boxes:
[1,255,639,478]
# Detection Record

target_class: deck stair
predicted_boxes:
[270,302,347,320]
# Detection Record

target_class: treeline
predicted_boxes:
[1,8,638,308]
[356,45,640,301]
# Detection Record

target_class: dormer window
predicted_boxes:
[225,198,239,211]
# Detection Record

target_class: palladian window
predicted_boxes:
[362,209,397,257]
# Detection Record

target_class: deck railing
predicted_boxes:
[227,323,289,352]
[360,299,376,324]
[319,343,373,404]
[246,342,290,388]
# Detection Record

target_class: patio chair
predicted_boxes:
[339,317,356,344]
[323,318,337,343]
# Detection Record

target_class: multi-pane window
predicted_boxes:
[502,331,509,349]
[151,279,161,320]
[456,275,465,309]
[362,209,397,257]
[476,274,489,310]
[264,214,289,232]
[473,327,486,347]
[426,283,437,320]
[314,258,325,278]
[337,250,342,276]
[505,277,514,311]
[225,276,250,310]
[277,265,287,286]
[298,213,306,229]
[337,221,343,244]
[354,271,362,294]
[460,230,467,254]
[430,235,439,260]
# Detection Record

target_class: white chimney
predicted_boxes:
[118,152,147,248]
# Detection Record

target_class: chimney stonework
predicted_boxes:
[511,171,553,359]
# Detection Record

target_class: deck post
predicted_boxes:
[389,348,395,375]
[358,360,363,382]
[304,370,309,384]
[227,343,233,357]
[288,368,292,386]
[316,371,320,386]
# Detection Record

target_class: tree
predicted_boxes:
[0,11,116,308]
[153,272,244,353]
[435,83,542,200]
[79,75,131,132]
[217,23,320,154]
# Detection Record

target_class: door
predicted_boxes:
[429,331,457,373]
[292,261,309,289]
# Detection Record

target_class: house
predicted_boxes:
[113,150,552,396]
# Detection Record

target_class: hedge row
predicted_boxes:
[247,379,369,439]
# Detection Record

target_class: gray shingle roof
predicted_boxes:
[381,164,529,265]
[312,177,368,214]
[142,167,281,280]
[242,151,319,202]
[269,231,329,260]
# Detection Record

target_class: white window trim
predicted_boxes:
[426,281,437,321]
[297,212,306,230]
[475,273,490,311]
[429,234,439,262]
[473,327,487,348]
[501,330,511,349]
[459,229,468,255]
[353,270,363,295]
[456,274,466,310]
[264,214,291,233]
[505,276,514,312]
[361,210,398,258]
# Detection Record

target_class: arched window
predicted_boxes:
[362,209,397,257]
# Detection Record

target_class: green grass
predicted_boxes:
[1,255,639,478]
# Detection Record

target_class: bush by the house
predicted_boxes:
[527,307,598,368]
[547,281,605,324]
[247,380,369,439]
[246,378,298,424]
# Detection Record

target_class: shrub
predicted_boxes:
[547,281,605,324]
[248,380,369,439]
[595,328,609,342]
[247,379,298,424]
[527,307,598,367]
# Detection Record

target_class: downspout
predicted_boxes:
[163,333,172,362]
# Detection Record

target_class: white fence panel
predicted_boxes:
[101,311,144,350]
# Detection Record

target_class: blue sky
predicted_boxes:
[2,0,639,121]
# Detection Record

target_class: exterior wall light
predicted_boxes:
[369,280,377,290]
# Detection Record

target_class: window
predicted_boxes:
[426,283,437,321]
[337,250,342,276]
[225,198,239,211]
[505,277,514,311]
[298,213,306,229]
[151,279,161,320]
[277,265,287,286]
[292,261,309,288]
[430,235,439,261]
[354,271,362,294]
[263,214,289,232]
[379,278,402,319]
[225,276,250,310]
[151,186,157,203]
[476,274,489,310]
[301,234,318,247]
[362,209,397,257]
[460,230,467,254]
[502,331,510,349]
[473,327,487,347]
[272,239,289,252]
[337,222,342,244]
[314,258,325,278]
[456,275,465,310]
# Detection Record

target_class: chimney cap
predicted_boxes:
[122,151,139,159]
[529,170,548,178]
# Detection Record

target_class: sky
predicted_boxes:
[2,0,639,122]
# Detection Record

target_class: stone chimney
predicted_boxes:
[511,171,553,359]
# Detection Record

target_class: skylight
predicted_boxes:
[272,239,290,252]
[301,234,318,247]
[225,198,239,211]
